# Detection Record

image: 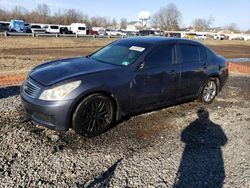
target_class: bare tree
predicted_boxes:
[90,16,109,27]
[224,23,240,33]
[150,13,160,29]
[35,4,50,23]
[120,18,127,29]
[0,3,133,29]
[64,9,83,24]
[245,29,250,34]
[111,18,117,29]
[10,6,28,21]
[0,7,9,21]
[192,16,214,31]
[28,4,50,23]
[152,3,182,31]
[82,14,90,25]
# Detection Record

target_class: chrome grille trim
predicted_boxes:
[23,80,40,98]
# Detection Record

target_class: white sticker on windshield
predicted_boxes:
[129,46,145,52]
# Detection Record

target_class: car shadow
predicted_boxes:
[0,85,20,99]
[173,108,228,188]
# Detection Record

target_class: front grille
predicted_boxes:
[23,81,40,98]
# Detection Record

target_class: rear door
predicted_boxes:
[177,43,208,98]
[131,43,181,109]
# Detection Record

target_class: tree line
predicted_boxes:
[150,3,242,33]
[0,3,246,33]
[0,4,126,28]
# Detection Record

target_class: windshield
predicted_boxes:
[13,21,24,29]
[78,27,85,30]
[31,25,41,28]
[91,43,146,66]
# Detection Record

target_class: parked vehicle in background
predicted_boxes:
[28,24,46,33]
[44,25,60,33]
[196,34,207,40]
[24,23,31,33]
[186,33,196,39]
[59,26,73,34]
[154,30,164,36]
[0,21,10,32]
[92,27,106,35]
[139,30,156,36]
[9,20,25,32]
[214,34,225,40]
[20,37,228,137]
[116,30,127,36]
[168,32,181,38]
[125,31,139,36]
[70,23,87,35]
[105,29,117,36]
[243,35,250,41]
[229,34,244,40]
[86,27,98,35]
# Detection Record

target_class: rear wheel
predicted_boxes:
[199,78,218,104]
[72,94,115,137]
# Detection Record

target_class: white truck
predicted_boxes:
[70,23,87,35]
[44,25,60,33]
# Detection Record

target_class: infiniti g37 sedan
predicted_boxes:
[21,37,228,137]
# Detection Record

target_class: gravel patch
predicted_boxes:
[0,73,249,187]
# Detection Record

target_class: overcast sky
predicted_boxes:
[0,0,250,30]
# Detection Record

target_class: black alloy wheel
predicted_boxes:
[72,94,115,137]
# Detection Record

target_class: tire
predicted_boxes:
[199,78,218,104]
[72,94,115,137]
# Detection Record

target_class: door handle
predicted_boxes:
[169,69,176,75]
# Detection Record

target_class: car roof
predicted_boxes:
[119,36,205,47]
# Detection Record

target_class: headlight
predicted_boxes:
[39,80,81,101]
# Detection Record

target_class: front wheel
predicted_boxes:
[72,94,115,137]
[199,78,218,104]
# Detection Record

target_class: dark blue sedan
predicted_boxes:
[21,37,228,137]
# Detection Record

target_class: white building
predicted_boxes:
[126,21,144,32]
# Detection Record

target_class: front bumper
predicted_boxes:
[21,93,74,131]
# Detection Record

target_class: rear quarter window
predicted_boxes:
[179,44,199,63]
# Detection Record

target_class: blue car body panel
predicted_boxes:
[20,37,228,131]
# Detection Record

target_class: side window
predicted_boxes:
[199,47,207,61]
[206,47,216,60]
[145,45,174,68]
[179,44,199,63]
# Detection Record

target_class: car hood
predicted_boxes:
[29,57,119,86]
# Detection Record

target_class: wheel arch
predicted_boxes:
[68,90,121,128]
[198,74,221,99]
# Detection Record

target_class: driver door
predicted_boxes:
[130,44,181,111]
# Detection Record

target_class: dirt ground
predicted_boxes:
[0,37,250,76]
[0,73,249,187]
